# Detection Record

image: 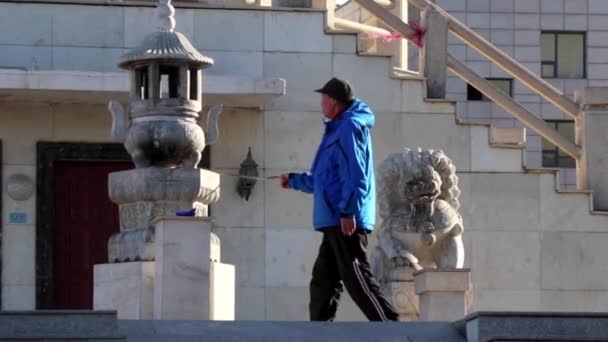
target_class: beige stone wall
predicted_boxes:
[1,3,608,319]
[0,102,113,309]
[464,172,608,312]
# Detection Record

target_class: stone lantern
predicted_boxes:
[109,0,221,169]
[105,0,222,262]
[95,0,236,321]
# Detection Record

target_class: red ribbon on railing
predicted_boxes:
[405,21,427,48]
[364,21,427,48]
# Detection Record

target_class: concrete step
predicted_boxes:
[3,310,606,342]
[463,311,608,342]
[118,321,466,342]
[0,310,124,341]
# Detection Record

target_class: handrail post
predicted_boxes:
[352,0,417,39]
[314,0,335,29]
[352,0,418,70]
[575,114,587,192]
[388,0,409,70]
[574,87,608,209]
[419,5,447,98]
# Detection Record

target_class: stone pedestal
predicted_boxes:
[93,262,155,319]
[153,217,235,320]
[414,269,471,321]
[210,262,236,320]
[94,218,234,321]
[383,281,419,321]
[107,167,220,262]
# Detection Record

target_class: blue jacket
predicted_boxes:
[288,98,376,231]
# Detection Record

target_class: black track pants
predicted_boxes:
[309,227,399,322]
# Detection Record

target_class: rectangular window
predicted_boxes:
[467,78,513,101]
[541,32,585,78]
[542,120,576,168]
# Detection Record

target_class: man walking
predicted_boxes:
[280,78,399,322]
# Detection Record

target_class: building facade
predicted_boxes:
[0,0,607,321]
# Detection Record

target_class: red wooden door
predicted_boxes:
[52,160,132,309]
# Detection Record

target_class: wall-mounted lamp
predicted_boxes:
[237,147,258,201]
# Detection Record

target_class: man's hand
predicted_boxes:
[340,216,357,236]
[280,174,290,189]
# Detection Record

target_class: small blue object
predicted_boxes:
[176,209,196,217]
[9,212,27,224]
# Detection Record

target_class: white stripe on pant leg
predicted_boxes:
[353,260,387,321]
[352,259,388,321]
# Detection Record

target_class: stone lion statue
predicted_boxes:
[371,148,464,286]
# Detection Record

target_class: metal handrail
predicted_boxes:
[334,17,392,36]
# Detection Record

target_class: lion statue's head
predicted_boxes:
[405,164,442,204]
[377,148,460,232]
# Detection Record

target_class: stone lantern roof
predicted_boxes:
[118,0,214,69]
[119,31,213,69]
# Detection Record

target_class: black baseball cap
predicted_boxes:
[315,77,354,104]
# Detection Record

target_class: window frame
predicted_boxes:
[541,31,587,79]
[467,78,514,101]
[541,120,576,168]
